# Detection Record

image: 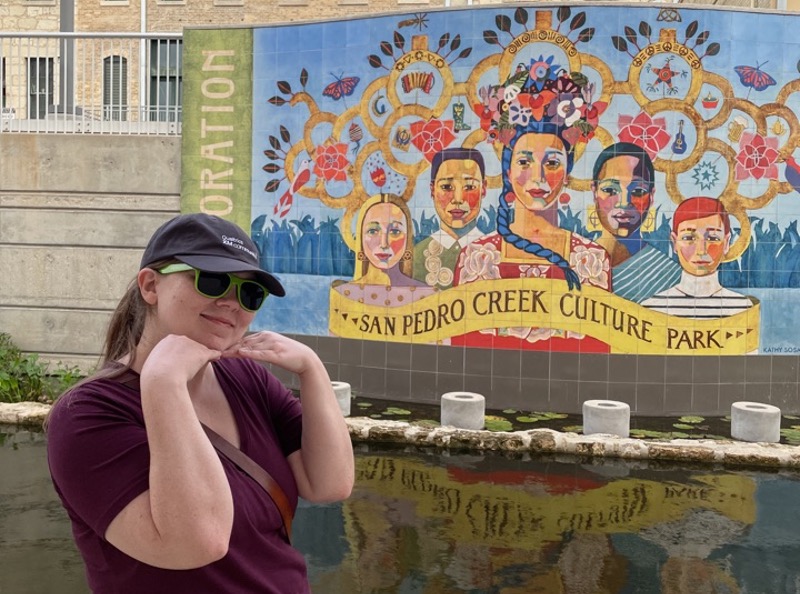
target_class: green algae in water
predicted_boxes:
[485,416,514,432]
[678,416,705,424]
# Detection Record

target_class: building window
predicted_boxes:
[28,57,54,120]
[103,56,128,121]
[150,39,182,122]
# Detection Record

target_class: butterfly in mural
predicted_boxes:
[734,62,777,97]
[322,73,361,101]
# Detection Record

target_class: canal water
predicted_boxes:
[4,424,800,593]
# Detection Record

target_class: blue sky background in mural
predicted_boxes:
[249,5,800,348]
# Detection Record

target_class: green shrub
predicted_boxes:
[0,333,83,403]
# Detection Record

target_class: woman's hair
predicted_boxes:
[496,121,581,290]
[44,259,171,430]
[430,147,486,182]
[672,196,731,235]
[591,142,654,189]
[355,193,414,279]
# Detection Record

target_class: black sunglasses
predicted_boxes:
[158,263,269,312]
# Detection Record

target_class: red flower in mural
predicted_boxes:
[735,131,780,181]
[314,142,350,182]
[410,119,457,162]
[618,112,671,159]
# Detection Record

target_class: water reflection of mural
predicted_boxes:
[305,451,756,592]
[183,4,800,354]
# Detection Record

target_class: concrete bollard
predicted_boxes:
[331,381,351,417]
[441,392,485,430]
[731,401,781,443]
[583,400,630,438]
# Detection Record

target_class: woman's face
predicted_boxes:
[148,268,255,351]
[592,155,654,237]
[361,202,408,271]
[431,158,486,230]
[507,132,568,211]
[671,214,729,277]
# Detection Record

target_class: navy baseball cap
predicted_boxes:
[140,213,285,297]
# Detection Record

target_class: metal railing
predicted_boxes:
[0,32,183,135]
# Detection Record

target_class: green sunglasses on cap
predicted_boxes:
[158,263,270,312]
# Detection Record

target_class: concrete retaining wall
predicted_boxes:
[0,134,181,370]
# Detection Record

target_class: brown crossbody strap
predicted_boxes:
[107,366,294,542]
[200,423,293,542]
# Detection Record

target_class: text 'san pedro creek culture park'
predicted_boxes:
[181,3,800,411]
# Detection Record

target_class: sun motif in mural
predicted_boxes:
[691,160,721,191]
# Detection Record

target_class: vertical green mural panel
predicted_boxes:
[181,28,253,231]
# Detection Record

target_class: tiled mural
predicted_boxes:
[183,4,800,357]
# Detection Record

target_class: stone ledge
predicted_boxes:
[4,403,799,469]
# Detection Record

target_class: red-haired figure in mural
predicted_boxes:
[334,193,435,307]
[641,196,754,318]
[452,66,611,351]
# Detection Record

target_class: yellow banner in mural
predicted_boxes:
[350,456,756,551]
[329,278,760,354]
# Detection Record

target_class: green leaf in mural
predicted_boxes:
[268,135,281,150]
[624,25,638,46]
[686,20,699,40]
[263,149,280,160]
[262,163,281,174]
[264,179,281,193]
[577,28,595,43]
[496,14,512,33]
[267,96,287,107]
[277,80,292,95]
[279,125,291,143]
[300,68,308,89]
[705,42,721,57]
[557,6,571,24]
[612,36,629,53]
[438,33,450,50]
[367,55,383,69]
[393,31,406,51]
[380,41,394,56]
[571,71,589,87]
[514,8,528,25]
[483,30,500,46]
[695,31,709,46]
[451,34,462,51]
[570,12,586,32]
[639,21,652,39]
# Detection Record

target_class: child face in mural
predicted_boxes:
[431,158,487,230]
[672,213,730,277]
[361,202,409,271]
[592,155,654,237]
[507,132,568,211]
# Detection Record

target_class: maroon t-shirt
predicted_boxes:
[47,358,310,594]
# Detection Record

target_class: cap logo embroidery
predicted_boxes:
[222,234,257,260]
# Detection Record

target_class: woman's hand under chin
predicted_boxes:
[222,331,316,376]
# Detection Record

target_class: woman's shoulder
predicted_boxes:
[47,375,143,434]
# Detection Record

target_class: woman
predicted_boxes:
[453,119,611,350]
[590,142,681,302]
[47,213,354,593]
[334,193,435,306]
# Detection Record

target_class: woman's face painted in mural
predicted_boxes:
[361,202,408,271]
[431,158,486,230]
[508,132,567,211]
[592,155,654,237]
[672,214,730,277]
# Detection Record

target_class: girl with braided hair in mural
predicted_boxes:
[452,66,611,350]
